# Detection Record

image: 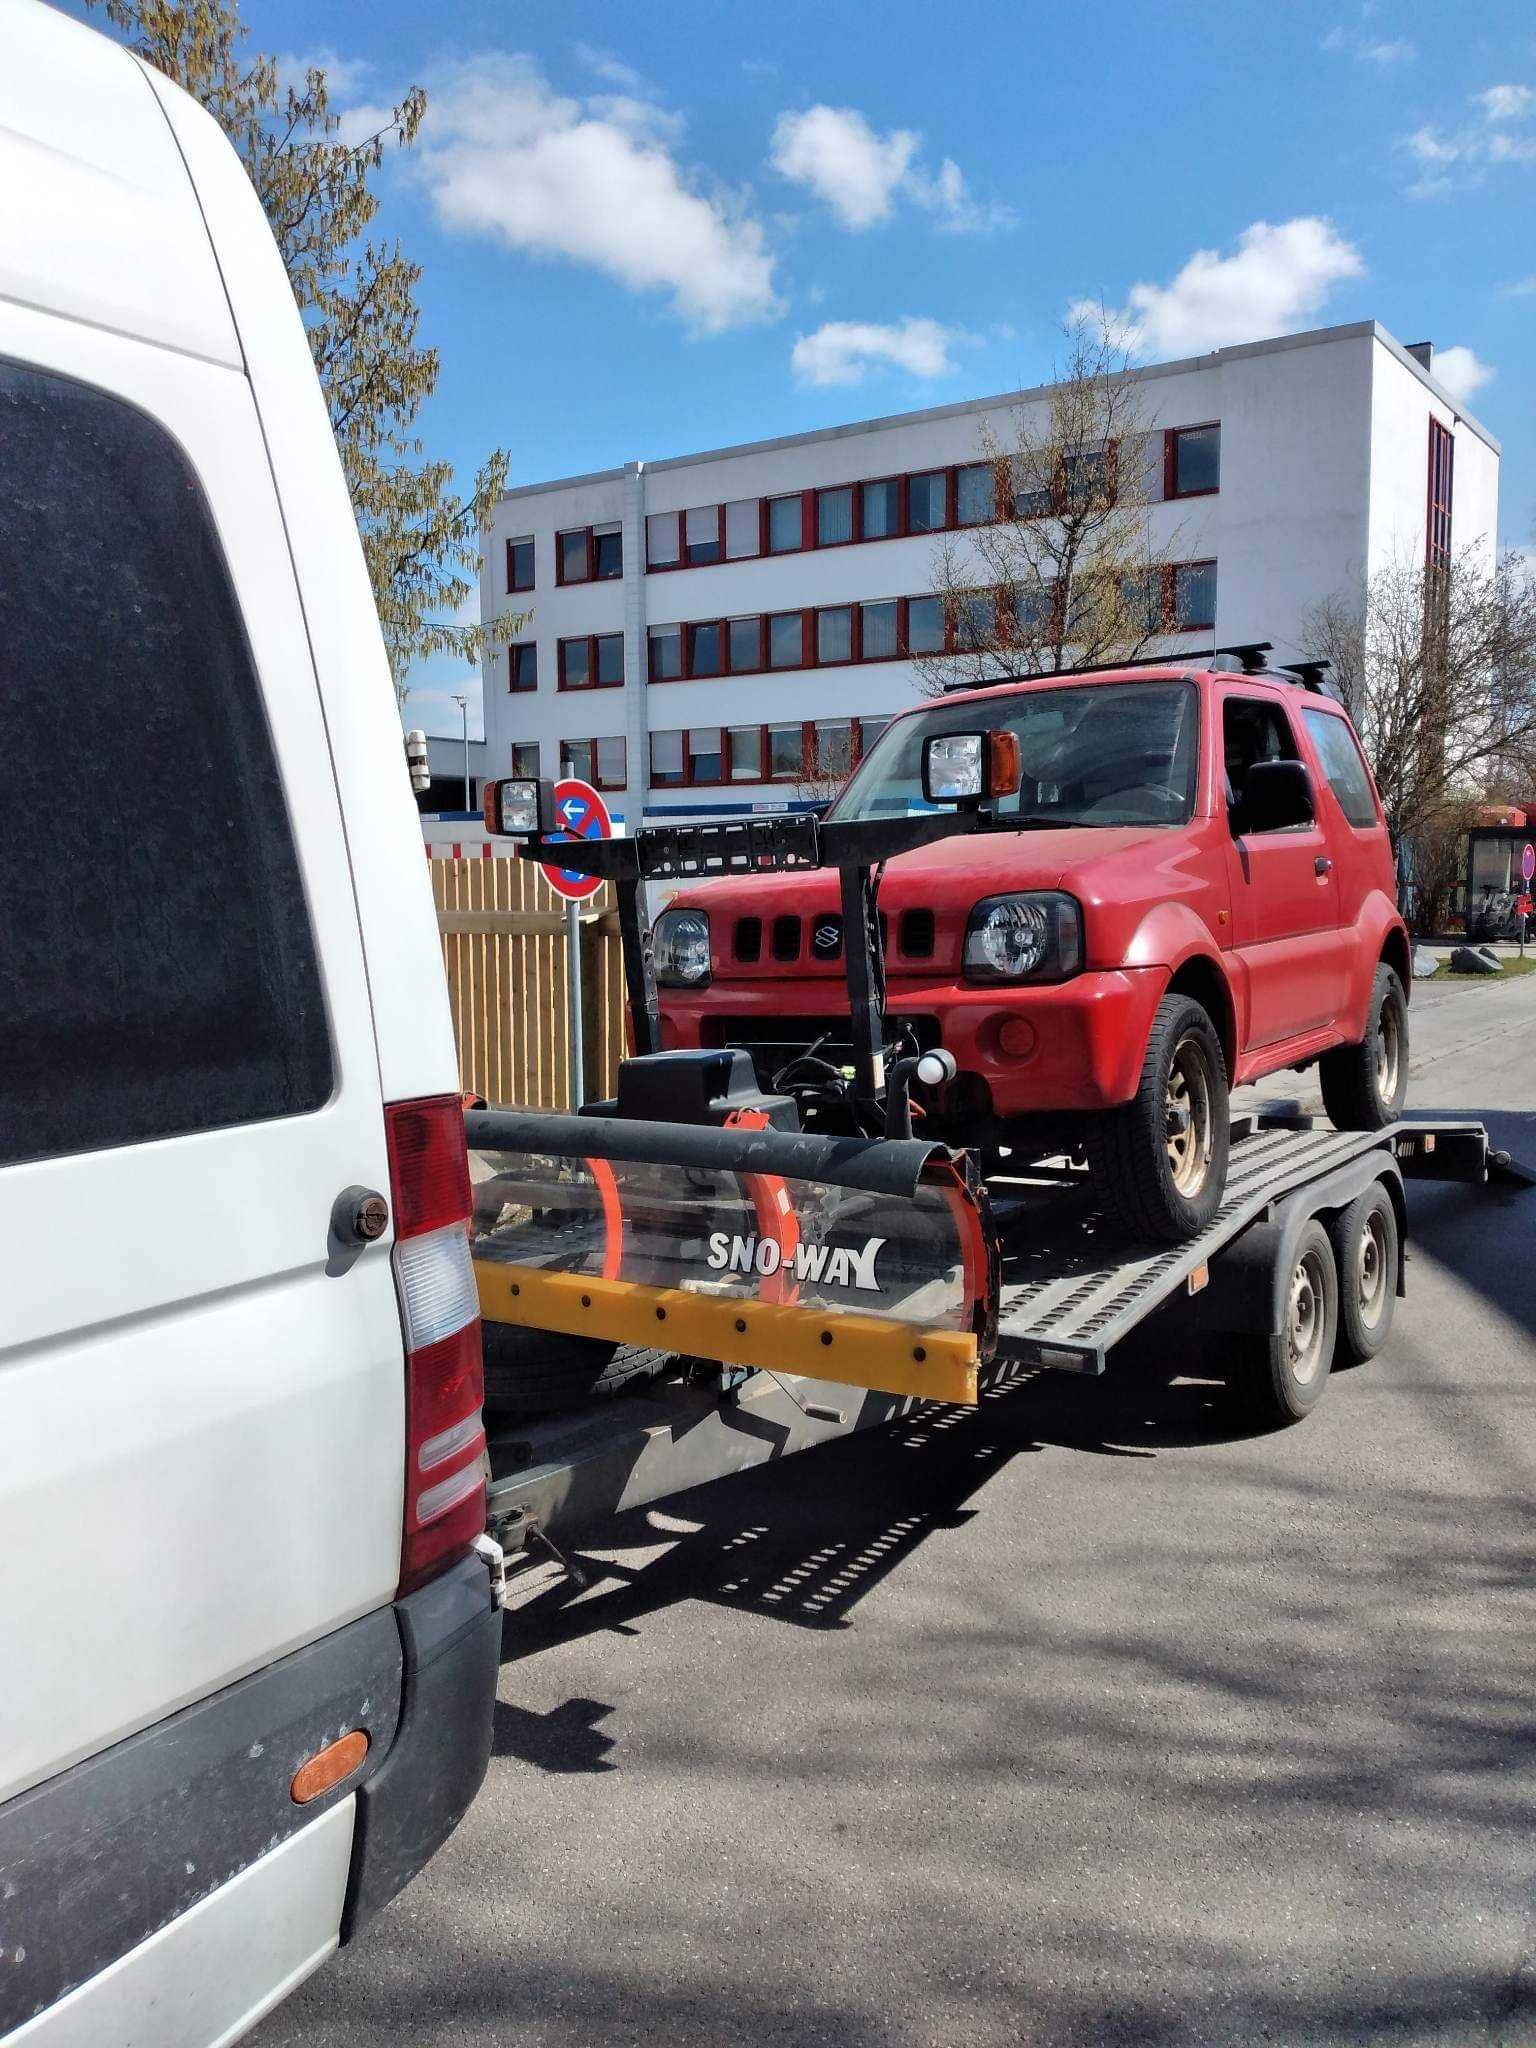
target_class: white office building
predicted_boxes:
[479,321,1498,823]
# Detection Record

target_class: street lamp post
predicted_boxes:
[452,694,470,812]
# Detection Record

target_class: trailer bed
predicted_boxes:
[484,1115,1519,1560]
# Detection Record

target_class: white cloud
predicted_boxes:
[1432,344,1495,403]
[769,105,1009,234]
[275,46,374,99]
[1323,23,1416,62]
[1478,84,1536,121]
[790,316,962,387]
[1498,273,1536,297]
[574,44,648,95]
[417,56,779,335]
[1400,82,1536,191]
[1074,217,1364,359]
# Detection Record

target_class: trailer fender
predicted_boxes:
[1196,1153,1405,1337]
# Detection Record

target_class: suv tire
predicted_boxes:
[1319,964,1409,1131]
[481,1325,665,1420]
[1085,994,1230,1244]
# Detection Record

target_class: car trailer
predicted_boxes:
[469,768,1533,1599]
[474,1110,1531,1592]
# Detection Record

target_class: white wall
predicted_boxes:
[482,322,1500,820]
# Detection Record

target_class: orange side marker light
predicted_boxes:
[290,1730,369,1805]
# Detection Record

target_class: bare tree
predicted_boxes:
[1305,548,1536,847]
[914,316,1191,694]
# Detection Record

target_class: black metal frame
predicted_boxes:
[516,806,992,1123]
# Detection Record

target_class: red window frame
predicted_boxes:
[508,642,538,693]
[1427,418,1453,572]
[645,720,871,789]
[505,536,535,593]
[561,735,626,790]
[1163,423,1221,501]
[558,633,624,690]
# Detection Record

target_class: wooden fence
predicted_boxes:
[431,856,626,1109]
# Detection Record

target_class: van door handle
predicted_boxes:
[1315,856,1333,876]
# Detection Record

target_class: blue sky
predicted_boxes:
[87,0,1536,732]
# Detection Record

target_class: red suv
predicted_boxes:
[651,662,1411,1242]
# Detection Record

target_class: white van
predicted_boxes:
[0,3,500,2040]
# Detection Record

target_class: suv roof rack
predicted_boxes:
[941,647,1216,693]
[939,643,1344,700]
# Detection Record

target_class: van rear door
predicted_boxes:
[0,326,406,1808]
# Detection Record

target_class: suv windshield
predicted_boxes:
[830,680,1200,828]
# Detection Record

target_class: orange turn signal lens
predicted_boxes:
[987,729,1021,798]
[997,1017,1037,1059]
[290,1729,369,1805]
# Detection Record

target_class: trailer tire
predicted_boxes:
[1085,995,1230,1244]
[1330,1181,1398,1367]
[481,1324,664,1419]
[1228,1219,1339,1425]
[1319,965,1409,1130]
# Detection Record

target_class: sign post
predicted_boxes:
[539,778,613,1108]
[1521,846,1535,959]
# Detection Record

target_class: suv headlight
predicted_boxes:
[654,907,711,987]
[963,893,1082,982]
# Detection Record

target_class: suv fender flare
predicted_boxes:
[1121,904,1239,1074]
[1339,895,1412,1037]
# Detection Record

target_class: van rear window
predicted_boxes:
[0,358,332,1166]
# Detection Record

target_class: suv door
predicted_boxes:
[0,339,404,1806]
[1220,689,1345,1049]
[1300,703,1393,932]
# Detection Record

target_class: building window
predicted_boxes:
[646,510,680,568]
[511,740,539,778]
[767,493,803,554]
[768,723,805,779]
[594,735,626,789]
[688,726,723,782]
[685,505,721,567]
[1120,571,1164,635]
[907,469,947,533]
[812,719,855,780]
[563,738,592,782]
[1167,424,1220,498]
[817,485,854,547]
[1173,560,1217,631]
[954,590,996,650]
[595,632,624,686]
[728,725,763,780]
[724,498,761,560]
[1013,455,1054,520]
[817,605,853,663]
[593,524,623,579]
[905,594,945,654]
[509,642,538,692]
[728,615,762,672]
[768,610,804,668]
[955,462,995,526]
[1427,418,1453,572]
[689,620,723,677]
[558,635,590,689]
[650,730,685,785]
[506,536,534,592]
[1063,445,1111,508]
[862,478,902,540]
[860,600,899,660]
[558,527,591,584]
[649,623,682,682]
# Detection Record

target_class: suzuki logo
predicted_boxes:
[813,921,841,954]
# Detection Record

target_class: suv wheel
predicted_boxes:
[1319,964,1409,1131]
[1085,994,1231,1243]
[1228,1219,1340,1425]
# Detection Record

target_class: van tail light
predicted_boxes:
[385,1095,486,1597]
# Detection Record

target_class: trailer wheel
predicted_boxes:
[481,1324,664,1420]
[1319,964,1409,1130]
[1330,1182,1398,1367]
[1229,1219,1339,1425]
[1085,995,1230,1243]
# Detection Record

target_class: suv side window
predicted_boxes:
[0,357,332,1168]
[1301,707,1379,828]
[1222,695,1300,813]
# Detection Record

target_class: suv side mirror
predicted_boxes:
[483,776,557,837]
[1235,757,1314,835]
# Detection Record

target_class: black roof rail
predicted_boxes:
[940,647,1216,693]
[1210,641,1274,674]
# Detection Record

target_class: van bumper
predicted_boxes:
[342,1552,501,1936]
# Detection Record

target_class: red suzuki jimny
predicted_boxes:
[651,658,1411,1243]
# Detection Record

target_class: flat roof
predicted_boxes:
[498,320,1498,504]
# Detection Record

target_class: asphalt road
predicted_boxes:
[258,971,1536,2048]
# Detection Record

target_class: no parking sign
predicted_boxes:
[539,778,612,903]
